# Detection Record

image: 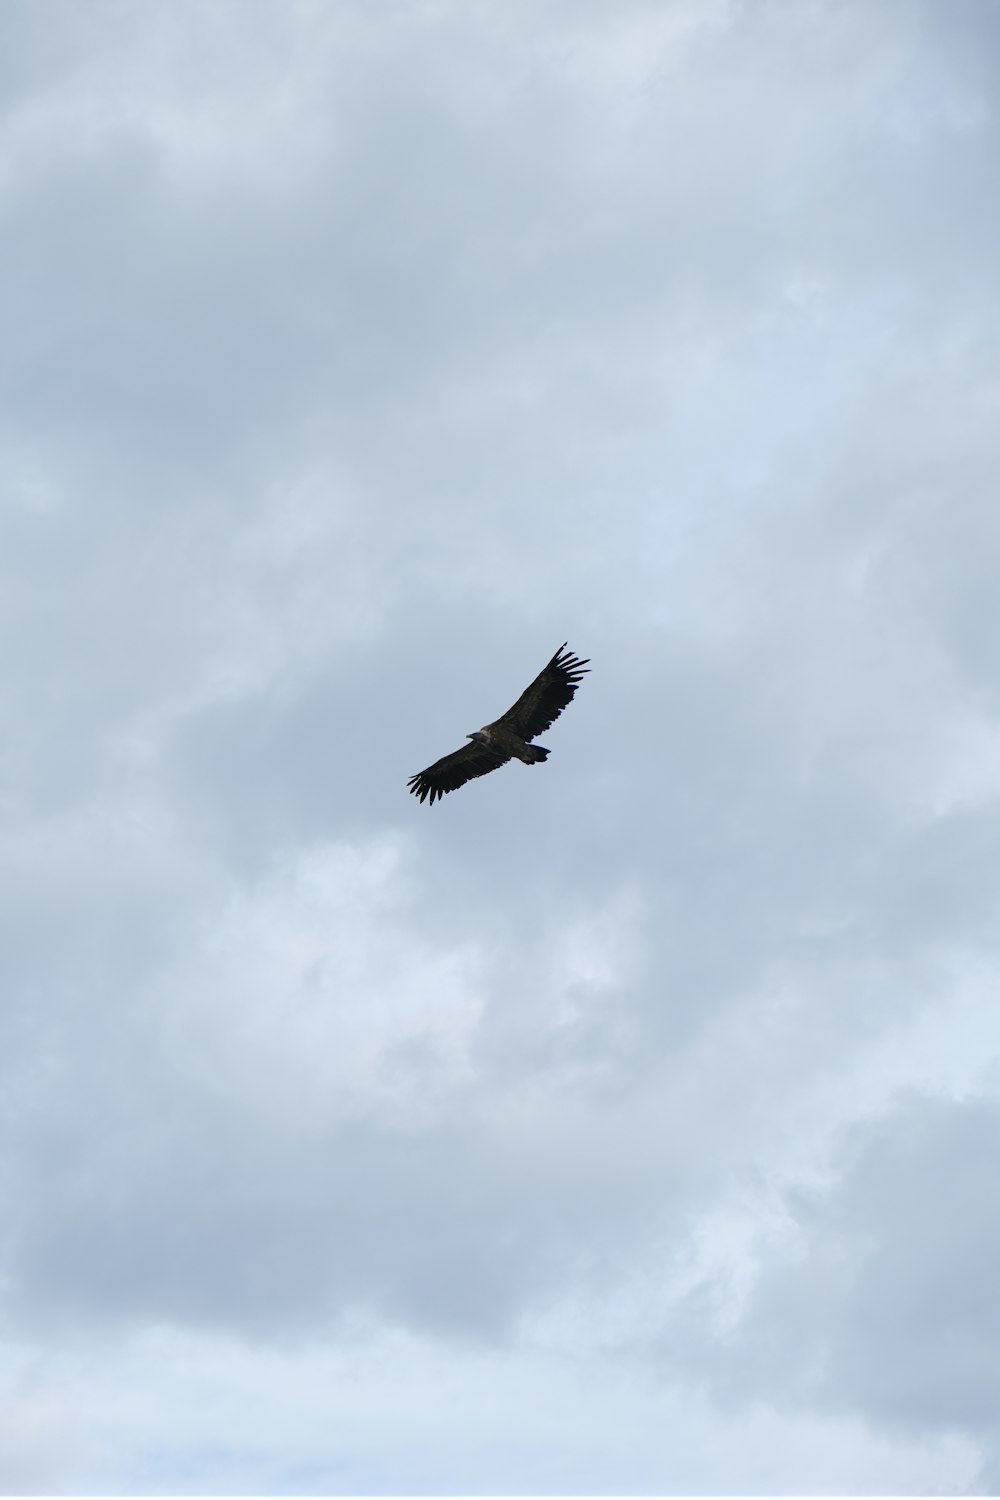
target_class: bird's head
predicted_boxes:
[467,730,488,746]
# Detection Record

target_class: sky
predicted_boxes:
[2,0,1000,1493]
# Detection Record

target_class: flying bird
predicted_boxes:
[407,643,590,805]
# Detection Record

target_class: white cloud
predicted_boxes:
[1,1323,985,1495]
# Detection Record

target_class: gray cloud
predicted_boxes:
[676,1089,1000,1463]
[2,0,1000,1490]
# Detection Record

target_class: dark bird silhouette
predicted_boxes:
[407,643,590,804]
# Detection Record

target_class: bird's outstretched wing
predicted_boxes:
[497,643,590,740]
[407,741,512,805]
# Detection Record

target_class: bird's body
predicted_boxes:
[467,723,549,763]
[407,643,589,804]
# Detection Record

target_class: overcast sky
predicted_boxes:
[2,0,1000,1493]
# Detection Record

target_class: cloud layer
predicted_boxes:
[2,0,1000,1491]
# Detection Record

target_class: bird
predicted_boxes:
[407,643,590,805]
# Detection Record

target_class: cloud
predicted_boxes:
[2,0,1000,1489]
[672,1087,1000,1476]
[0,1323,985,1495]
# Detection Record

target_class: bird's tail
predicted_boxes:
[526,743,550,763]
